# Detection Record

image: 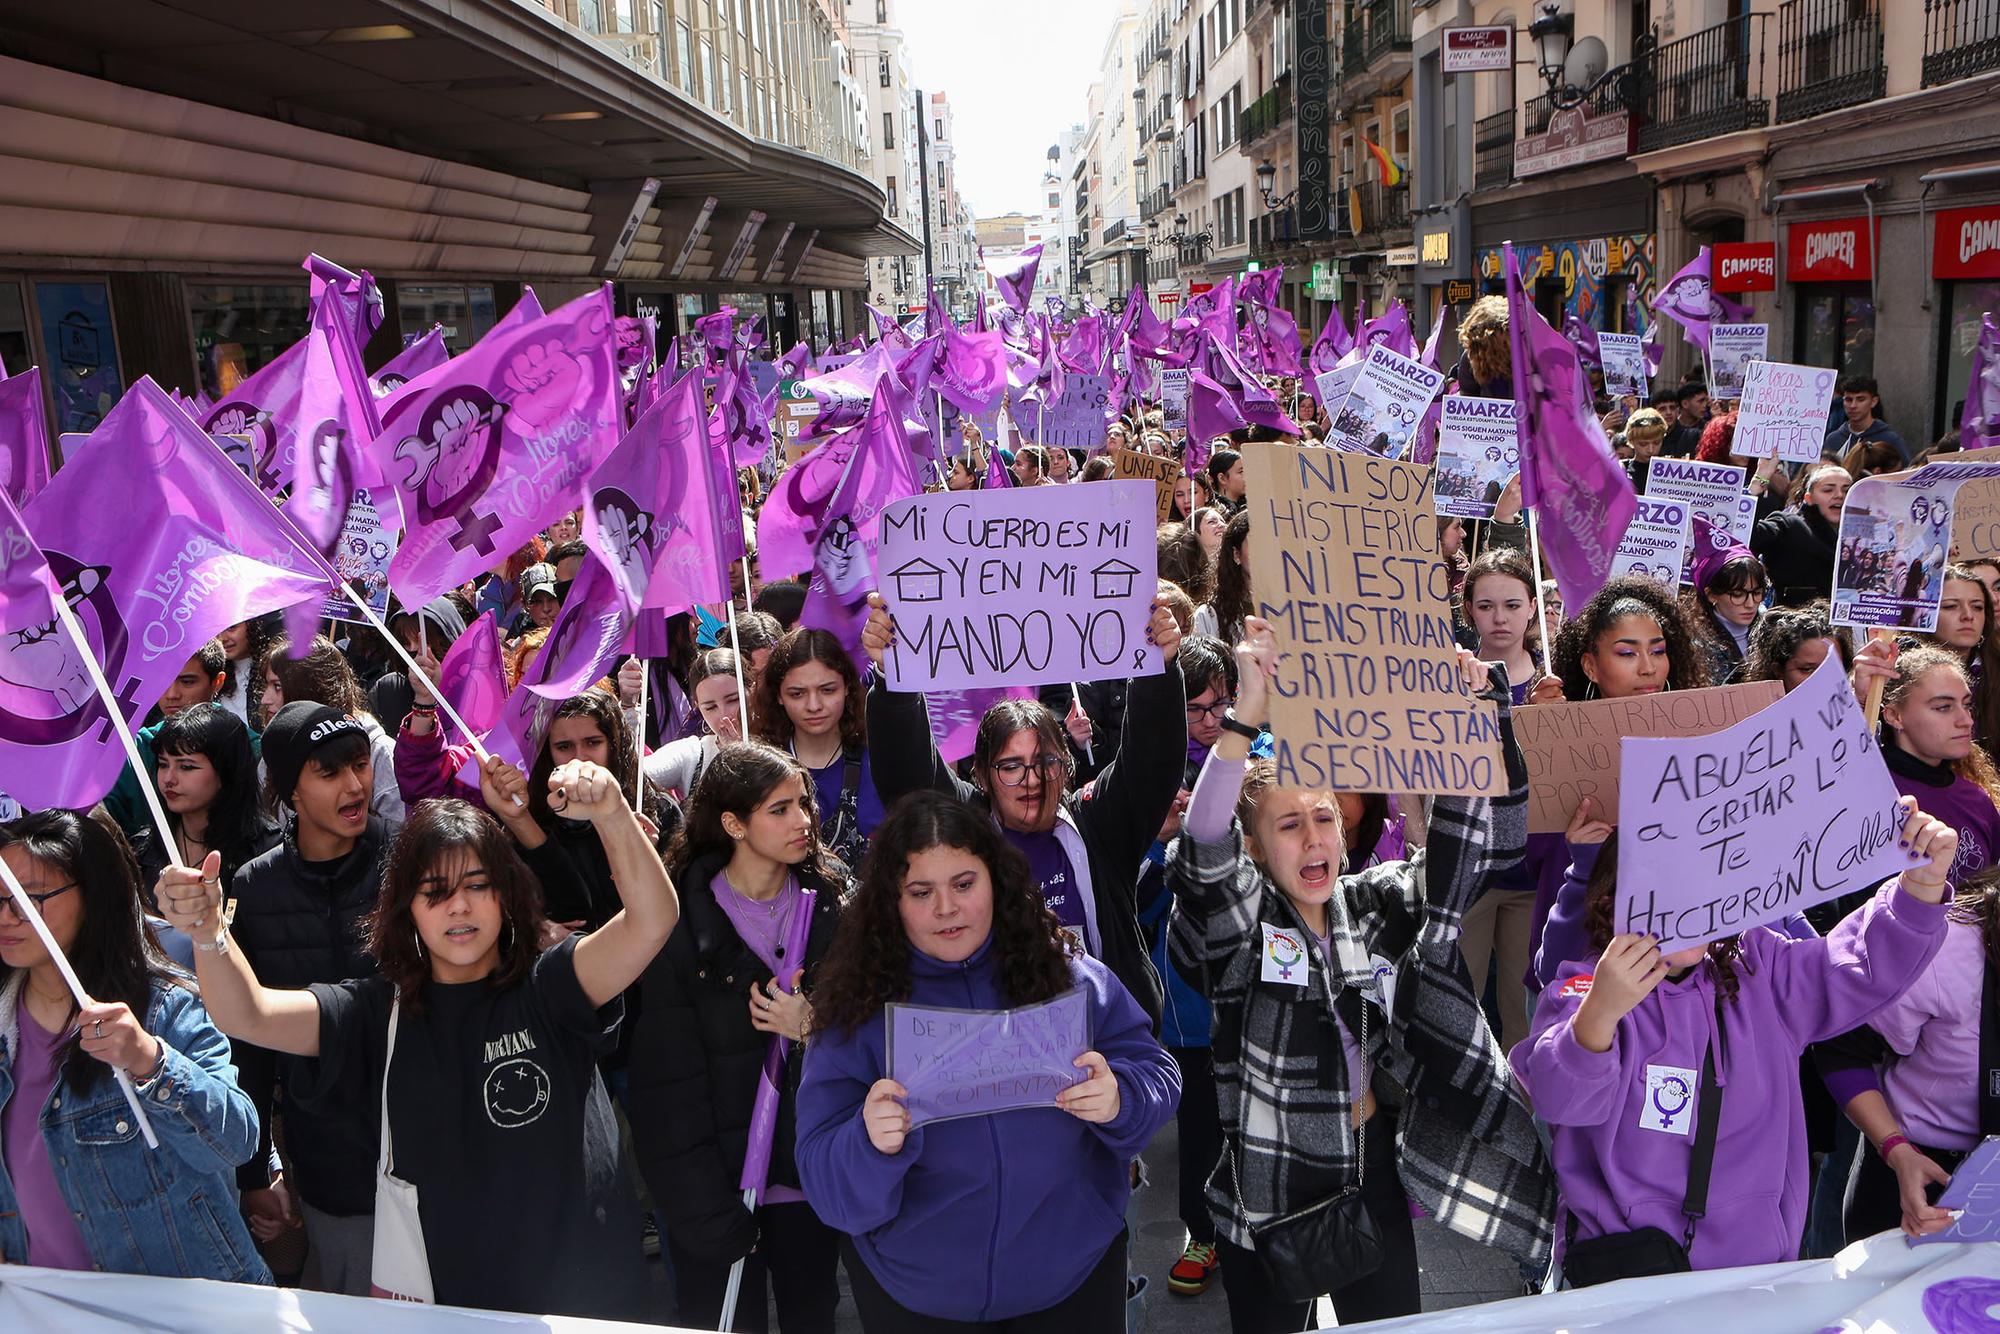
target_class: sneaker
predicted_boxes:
[1167,1240,1219,1295]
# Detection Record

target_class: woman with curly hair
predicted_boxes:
[1514,792,1957,1282]
[633,743,848,1332]
[1551,573,1712,703]
[157,760,675,1317]
[751,628,882,869]
[1194,510,1253,646]
[795,791,1179,1331]
[1743,604,1854,693]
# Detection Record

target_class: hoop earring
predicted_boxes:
[501,920,516,952]
[413,929,425,959]
[1583,681,1599,701]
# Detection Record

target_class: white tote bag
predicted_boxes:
[369,999,435,1303]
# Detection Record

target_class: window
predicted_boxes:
[887,175,898,213]
[189,284,312,400]
[1796,286,1876,384]
[1049,192,1060,207]
[1212,83,1241,150]
[935,117,945,140]
[700,39,715,102]
[877,0,888,20]
[879,54,891,87]
[577,0,602,33]
[1940,279,2000,438]
[883,110,895,148]
[1393,104,1411,160]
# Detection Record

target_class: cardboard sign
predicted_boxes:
[1516,681,1784,833]
[1707,324,1768,399]
[1734,360,1839,462]
[1610,496,1692,587]
[876,480,1163,691]
[1646,458,1755,584]
[1322,344,1447,458]
[1113,448,1180,522]
[322,488,397,624]
[1432,397,1519,520]
[1242,442,1505,795]
[1160,367,1191,430]
[1615,654,1908,951]
[1951,476,2000,562]
[1833,462,2000,632]
[1598,333,1647,400]
[886,988,1091,1128]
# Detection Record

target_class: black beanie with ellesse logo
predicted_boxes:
[262,702,368,806]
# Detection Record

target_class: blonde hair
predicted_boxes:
[1458,295,1510,386]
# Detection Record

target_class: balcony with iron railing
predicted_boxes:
[1636,15,1771,150]
[1141,184,1175,220]
[1155,94,1176,141]
[1474,107,1515,191]
[1349,180,1412,237]
[1522,68,1629,135]
[1237,82,1294,146]
[1924,0,2000,85]
[1340,0,1412,90]
[1250,205,1299,256]
[1777,0,1885,121]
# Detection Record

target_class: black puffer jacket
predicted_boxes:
[1752,504,1839,608]
[628,850,844,1264]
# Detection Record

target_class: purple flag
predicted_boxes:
[436,611,508,735]
[371,325,449,399]
[1240,266,1283,311]
[1563,313,1603,370]
[1420,306,1448,368]
[0,369,52,508]
[524,548,637,699]
[985,244,1044,314]
[1188,367,1248,446]
[1652,247,1716,352]
[867,302,915,350]
[285,298,384,555]
[935,323,1007,414]
[1964,314,2000,449]
[799,373,928,663]
[1359,302,1416,358]
[799,343,897,442]
[303,254,384,345]
[777,341,817,380]
[695,307,738,363]
[10,380,328,809]
[1310,308,1354,379]
[710,354,774,469]
[636,370,742,615]
[984,443,1015,490]
[371,285,623,605]
[1506,243,1638,614]
[1244,302,1305,378]
[1059,315,1108,376]
[1201,335,1302,437]
[928,685,1035,764]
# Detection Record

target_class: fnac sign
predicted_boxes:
[1713,242,1776,292]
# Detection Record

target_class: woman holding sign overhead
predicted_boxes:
[631,742,846,1333]
[1168,618,1552,1332]
[795,791,1179,1331]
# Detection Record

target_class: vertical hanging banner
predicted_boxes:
[1734,360,1841,462]
[1832,461,2000,632]
[1431,397,1519,519]
[668,196,720,279]
[1707,323,1769,398]
[875,480,1162,691]
[1321,344,1446,457]
[1242,442,1504,794]
[1646,457,1755,584]
[1610,496,1693,586]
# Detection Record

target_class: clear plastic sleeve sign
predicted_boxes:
[885,988,1091,1128]
[1707,323,1768,399]
[1322,345,1447,458]
[1646,457,1755,584]
[1598,333,1647,400]
[1242,442,1504,794]
[1160,368,1190,430]
[876,480,1163,691]
[1834,461,2000,631]
[1610,496,1691,587]
[1432,397,1519,519]
[1735,360,1839,462]
[1615,652,1908,952]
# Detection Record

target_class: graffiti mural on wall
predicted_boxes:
[1476,234,1658,330]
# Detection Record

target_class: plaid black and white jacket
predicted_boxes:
[1167,683,1556,1265]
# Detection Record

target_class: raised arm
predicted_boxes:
[156,851,324,1058]
[554,760,680,1007]
[861,591,977,806]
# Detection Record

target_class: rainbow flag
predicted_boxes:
[1364,137,1406,186]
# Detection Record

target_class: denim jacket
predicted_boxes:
[0,973,271,1283]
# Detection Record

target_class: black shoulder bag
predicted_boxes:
[1562,1006,1723,1289]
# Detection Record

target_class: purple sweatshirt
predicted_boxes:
[794,940,1179,1323]
[1872,917,1985,1151]
[1513,879,1947,1270]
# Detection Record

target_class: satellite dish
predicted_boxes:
[1564,37,1608,90]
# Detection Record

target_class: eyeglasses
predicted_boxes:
[1185,698,1237,723]
[991,755,1066,787]
[1715,587,1767,604]
[0,882,77,918]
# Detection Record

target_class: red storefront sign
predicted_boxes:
[1934,204,2000,280]
[1713,242,1777,292]
[1188,282,1215,296]
[1786,216,1875,283]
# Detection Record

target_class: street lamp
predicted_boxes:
[1254,160,1298,211]
[1528,3,1575,88]
[1527,1,1653,111]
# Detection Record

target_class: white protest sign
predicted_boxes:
[876,480,1162,691]
[1832,460,2000,632]
[1735,360,1841,462]
[1708,323,1768,399]
[1432,397,1519,520]
[1313,362,1362,416]
[1610,496,1692,587]
[1599,332,1647,400]
[1323,344,1447,458]
[1615,652,1909,952]
[1646,457,1755,584]
[322,489,397,624]
[1160,367,1190,430]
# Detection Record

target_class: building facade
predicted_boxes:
[0,0,916,426]
[850,0,930,313]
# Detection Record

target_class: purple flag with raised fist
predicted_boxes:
[1506,243,1637,614]
[11,379,328,809]
[985,244,1044,314]
[1244,302,1304,378]
[799,343,896,443]
[371,285,622,606]
[935,323,1006,413]
[303,254,384,345]
[1963,315,2000,449]
[0,369,52,508]
[1652,247,1717,352]
[1240,266,1283,311]
[1310,308,1354,379]
[372,325,449,400]
[436,611,508,735]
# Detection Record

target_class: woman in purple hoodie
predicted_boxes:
[794,792,1179,1331]
[1513,798,1956,1283]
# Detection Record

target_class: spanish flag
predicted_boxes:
[1363,137,1406,187]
